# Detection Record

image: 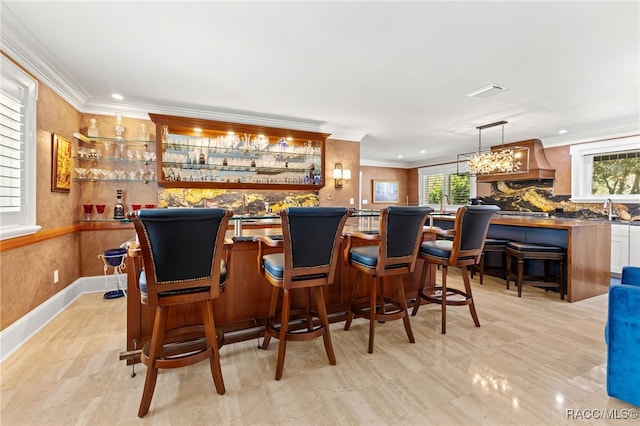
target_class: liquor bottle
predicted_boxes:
[113,189,125,219]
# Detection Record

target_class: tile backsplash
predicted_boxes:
[481,180,640,221]
[158,188,319,216]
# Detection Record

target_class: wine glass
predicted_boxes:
[95,204,106,220]
[82,204,94,220]
[74,167,88,179]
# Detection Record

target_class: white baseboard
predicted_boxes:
[0,274,127,362]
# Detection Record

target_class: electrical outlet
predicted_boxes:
[362,199,368,205]
[349,198,354,205]
[53,270,59,284]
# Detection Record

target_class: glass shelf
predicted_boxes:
[149,113,327,190]
[74,178,152,183]
[74,156,155,164]
[73,132,152,146]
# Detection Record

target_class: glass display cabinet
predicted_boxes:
[148,113,329,190]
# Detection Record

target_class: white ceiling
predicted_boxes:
[2,1,639,167]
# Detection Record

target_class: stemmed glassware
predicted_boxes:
[74,167,88,179]
[82,204,94,220]
[95,204,106,220]
[102,141,112,158]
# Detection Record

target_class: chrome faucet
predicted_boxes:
[440,194,450,213]
[604,198,614,221]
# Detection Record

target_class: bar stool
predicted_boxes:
[255,207,351,380]
[471,238,510,284]
[505,241,566,299]
[128,208,233,417]
[412,205,499,334]
[344,206,432,353]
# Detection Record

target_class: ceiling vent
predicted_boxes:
[465,84,507,99]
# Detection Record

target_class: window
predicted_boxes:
[570,136,640,203]
[419,164,470,208]
[0,55,39,240]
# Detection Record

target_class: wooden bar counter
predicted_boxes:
[124,218,436,355]
[431,215,611,303]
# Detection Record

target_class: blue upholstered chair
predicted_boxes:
[255,207,351,380]
[412,205,500,334]
[343,206,433,354]
[606,266,640,407]
[128,208,233,417]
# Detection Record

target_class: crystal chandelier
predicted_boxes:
[457,121,528,175]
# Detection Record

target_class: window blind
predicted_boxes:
[0,83,25,214]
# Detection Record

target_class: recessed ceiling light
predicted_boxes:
[465,84,506,99]
[420,150,426,154]
[194,128,202,132]
[398,155,403,159]
[111,93,124,100]
[558,129,567,134]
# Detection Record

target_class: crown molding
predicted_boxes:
[1,5,90,110]
[541,124,640,148]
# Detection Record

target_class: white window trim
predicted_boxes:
[418,163,468,211]
[1,55,40,240]
[569,135,640,203]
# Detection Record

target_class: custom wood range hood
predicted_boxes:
[476,139,556,182]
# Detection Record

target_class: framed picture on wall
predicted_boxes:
[372,180,399,203]
[51,133,71,192]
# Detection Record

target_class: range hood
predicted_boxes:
[476,139,555,182]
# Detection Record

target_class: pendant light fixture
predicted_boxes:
[457,120,529,176]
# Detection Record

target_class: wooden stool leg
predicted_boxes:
[560,256,565,300]
[274,288,291,380]
[305,288,313,332]
[261,286,280,350]
[344,273,361,331]
[138,306,167,418]
[440,265,448,335]
[505,253,511,289]
[412,260,429,316]
[202,299,225,395]
[396,276,415,343]
[313,286,336,365]
[517,257,524,297]
[461,266,480,327]
[368,276,377,354]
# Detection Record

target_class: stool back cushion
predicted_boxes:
[129,208,232,305]
[279,207,351,286]
[286,207,348,269]
[374,206,433,274]
[450,205,500,263]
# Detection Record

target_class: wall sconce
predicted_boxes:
[333,163,351,188]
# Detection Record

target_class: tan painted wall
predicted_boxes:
[1,82,82,329]
[360,166,413,209]
[319,138,360,208]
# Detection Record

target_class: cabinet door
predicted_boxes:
[611,224,630,274]
[629,226,640,267]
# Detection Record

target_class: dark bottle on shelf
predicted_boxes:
[113,189,125,219]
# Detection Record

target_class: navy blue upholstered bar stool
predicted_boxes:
[344,206,433,353]
[505,241,566,299]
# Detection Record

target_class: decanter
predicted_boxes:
[113,189,125,219]
[114,113,125,139]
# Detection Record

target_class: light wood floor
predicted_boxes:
[1,269,637,425]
